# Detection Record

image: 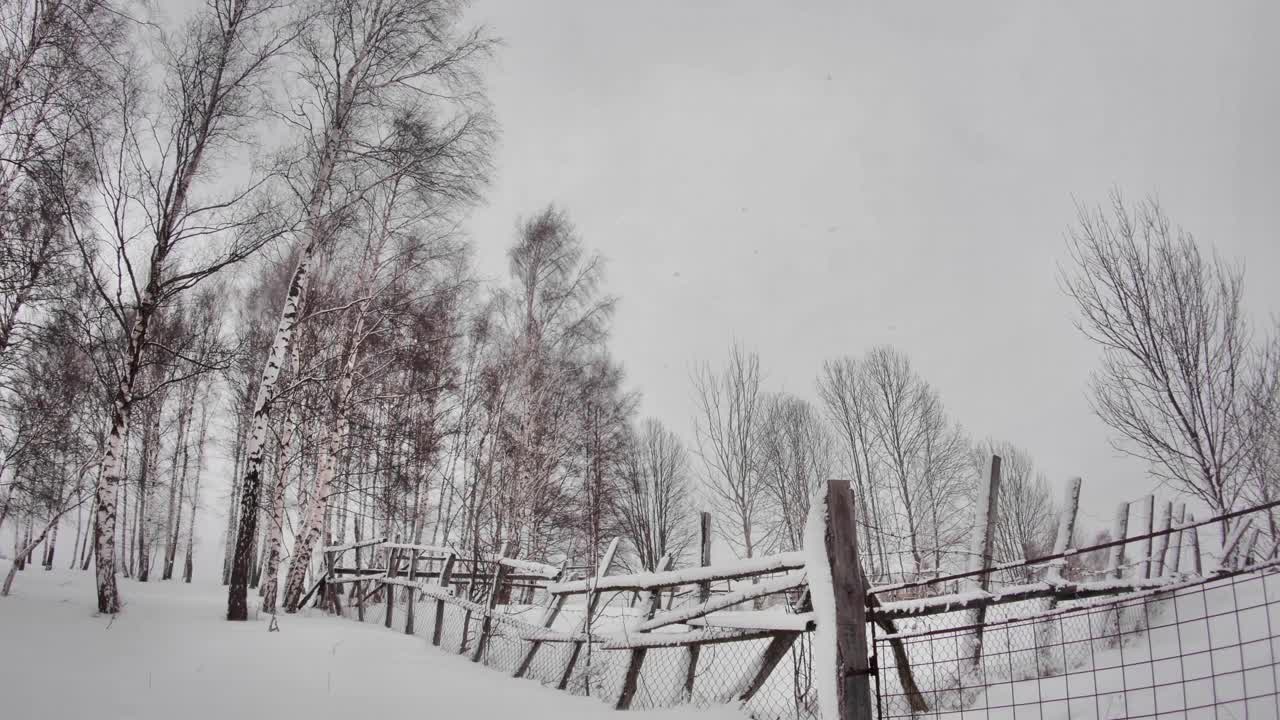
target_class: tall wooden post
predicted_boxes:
[512,561,569,679]
[1046,477,1082,584]
[432,553,456,647]
[1151,502,1172,577]
[966,455,1002,667]
[1109,501,1130,579]
[1168,504,1187,575]
[615,554,674,709]
[471,543,510,663]
[353,544,365,622]
[682,511,713,700]
[1187,514,1202,575]
[1139,495,1155,579]
[404,549,420,635]
[823,480,873,720]
[556,537,620,691]
[384,541,401,629]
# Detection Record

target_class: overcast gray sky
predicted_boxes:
[460,0,1280,530]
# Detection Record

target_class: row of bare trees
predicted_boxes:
[692,342,1058,583]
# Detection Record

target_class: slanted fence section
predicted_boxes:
[305,456,1280,720]
[312,496,843,718]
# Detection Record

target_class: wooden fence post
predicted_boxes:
[512,561,570,679]
[354,543,365,622]
[1038,476,1081,671]
[1152,502,1172,577]
[615,554,674,709]
[471,543,510,663]
[404,549,420,635]
[1108,501,1131,579]
[323,539,342,615]
[682,511,713,701]
[384,541,401,629]
[1168,504,1187,575]
[823,480,873,720]
[1046,477,1082,584]
[1187,514,1202,575]
[556,537,620,692]
[1139,495,1155,579]
[966,454,1002,667]
[432,553,457,647]
[1240,528,1261,569]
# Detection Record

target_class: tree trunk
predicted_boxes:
[221,422,244,585]
[184,403,209,584]
[281,418,345,612]
[42,518,58,570]
[161,390,193,580]
[136,413,156,583]
[261,405,298,614]
[94,293,157,613]
[227,239,321,621]
[4,497,89,596]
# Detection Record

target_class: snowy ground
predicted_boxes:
[0,570,748,720]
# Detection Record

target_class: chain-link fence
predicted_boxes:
[335,565,822,719]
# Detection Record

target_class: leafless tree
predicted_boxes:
[860,346,972,577]
[1062,195,1254,523]
[862,346,926,574]
[0,0,125,363]
[692,341,768,559]
[757,393,834,552]
[228,0,492,620]
[817,356,889,577]
[71,0,294,613]
[611,419,695,572]
[1244,326,1280,540]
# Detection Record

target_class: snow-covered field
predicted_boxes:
[0,570,747,720]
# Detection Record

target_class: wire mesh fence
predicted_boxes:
[873,563,1280,719]
[338,570,821,719]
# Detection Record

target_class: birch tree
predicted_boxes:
[228,0,491,620]
[72,0,293,613]
[0,0,124,363]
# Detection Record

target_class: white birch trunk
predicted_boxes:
[94,291,157,613]
[225,238,320,619]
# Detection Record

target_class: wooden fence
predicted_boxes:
[301,456,1280,719]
